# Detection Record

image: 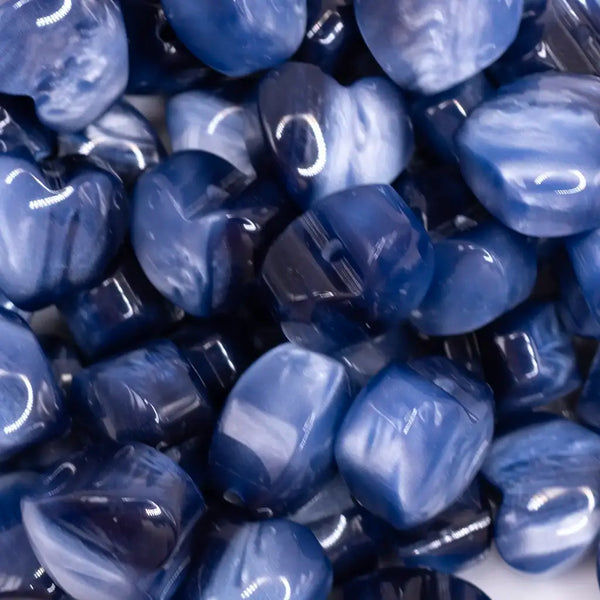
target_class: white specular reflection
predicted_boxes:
[35,0,72,27]
[240,576,292,600]
[5,168,75,210]
[534,169,587,195]
[1,369,34,435]
[78,136,147,170]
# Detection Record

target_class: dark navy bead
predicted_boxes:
[479,301,581,413]
[38,335,81,395]
[262,185,433,353]
[162,0,307,77]
[354,0,523,94]
[335,567,491,600]
[58,100,165,187]
[0,312,65,463]
[577,347,600,431]
[482,418,600,573]
[209,343,352,515]
[183,519,331,600]
[259,62,414,209]
[70,340,215,447]
[163,436,208,489]
[0,0,128,132]
[133,153,294,317]
[0,154,127,310]
[22,443,205,600]
[458,73,600,237]
[411,221,537,336]
[335,357,494,530]
[58,253,181,360]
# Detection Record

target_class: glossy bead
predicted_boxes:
[458,73,600,237]
[0,0,128,132]
[133,152,294,317]
[335,357,494,530]
[22,443,205,600]
[58,100,165,187]
[479,301,581,413]
[577,347,600,431]
[411,221,537,336]
[482,417,600,573]
[0,311,65,463]
[259,62,414,209]
[38,335,81,395]
[181,519,332,600]
[567,227,600,323]
[209,343,352,515]
[58,253,181,360]
[0,154,127,310]
[262,185,433,353]
[354,0,523,94]
[162,0,307,77]
[335,567,491,600]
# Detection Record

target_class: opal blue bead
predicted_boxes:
[482,417,600,573]
[567,227,600,324]
[479,301,581,413]
[133,152,294,317]
[38,335,81,395]
[458,73,600,237]
[0,153,127,310]
[354,0,523,94]
[258,62,414,209]
[335,357,494,530]
[289,476,387,582]
[411,221,537,336]
[58,100,165,187]
[209,343,352,515]
[262,185,433,353]
[162,0,307,77]
[577,347,600,431]
[58,253,181,360]
[335,568,491,600]
[0,311,65,463]
[0,0,128,132]
[22,443,205,600]
[0,472,60,598]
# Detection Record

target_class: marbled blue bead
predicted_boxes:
[458,73,600,237]
[22,443,205,600]
[0,154,127,310]
[58,100,165,187]
[58,253,181,360]
[577,347,600,431]
[411,221,537,336]
[259,62,414,209]
[354,0,523,94]
[482,418,600,573]
[335,567,491,600]
[181,519,332,600]
[567,227,600,323]
[162,0,307,77]
[262,185,433,353]
[209,343,352,515]
[133,152,294,317]
[479,301,581,413]
[335,357,494,530]
[0,311,65,462]
[0,0,128,132]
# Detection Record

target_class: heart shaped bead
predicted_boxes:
[259,62,413,208]
[22,443,205,600]
[335,357,494,530]
[0,0,129,132]
[482,417,600,573]
[209,343,352,515]
[458,73,600,237]
[161,0,307,77]
[354,0,523,94]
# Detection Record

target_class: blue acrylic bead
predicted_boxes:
[0,311,65,463]
[577,347,600,431]
[335,357,494,530]
[458,73,600,237]
[482,417,600,574]
[479,301,581,413]
[262,184,433,353]
[0,0,129,132]
[162,0,307,77]
[259,62,414,209]
[354,0,523,94]
[22,443,205,600]
[209,343,352,515]
[567,226,600,323]
[411,221,537,336]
